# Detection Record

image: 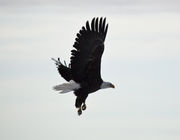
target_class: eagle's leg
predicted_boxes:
[77,108,82,115]
[81,103,86,111]
[75,94,88,115]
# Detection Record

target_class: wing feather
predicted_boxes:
[70,17,108,83]
[86,21,91,31]
[91,18,95,31]
[95,18,99,32]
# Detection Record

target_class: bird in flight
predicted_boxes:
[52,17,115,115]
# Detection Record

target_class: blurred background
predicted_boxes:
[0,0,180,140]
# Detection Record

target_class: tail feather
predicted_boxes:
[53,80,80,94]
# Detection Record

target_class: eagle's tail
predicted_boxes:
[53,80,80,93]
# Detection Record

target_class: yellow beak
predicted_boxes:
[111,84,115,88]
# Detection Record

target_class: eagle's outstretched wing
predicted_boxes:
[70,17,108,83]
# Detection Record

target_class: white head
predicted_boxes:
[100,81,115,89]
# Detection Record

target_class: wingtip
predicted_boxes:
[86,21,90,31]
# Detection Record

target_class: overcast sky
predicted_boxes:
[0,0,180,6]
[0,1,180,140]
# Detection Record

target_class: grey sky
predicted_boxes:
[0,0,180,6]
[0,2,180,140]
[1,0,180,14]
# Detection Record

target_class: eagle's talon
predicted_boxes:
[82,103,86,111]
[78,108,82,115]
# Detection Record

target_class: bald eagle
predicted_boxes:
[52,17,115,115]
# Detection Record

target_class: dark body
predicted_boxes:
[55,17,108,109]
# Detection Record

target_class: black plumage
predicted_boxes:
[52,17,114,115]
